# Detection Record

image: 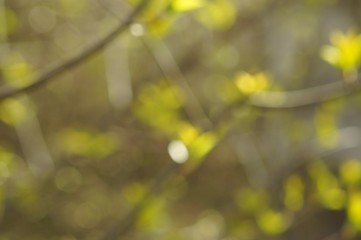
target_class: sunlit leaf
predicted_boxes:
[134,80,184,135]
[136,196,170,231]
[57,128,120,158]
[177,122,200,145]
[0,146,17,183]
[170,0,205,12]
[0,6,18,38]
[234,72,271,95]
[348,191,361,231]
[147,15,176,36]
[128,0,175,36]
[321,29,361,72]
[340,160,361,188]
[188,131,217,160]
[173,122,219,171]
[236,188,269,214]
[308,161,345,210]
[284,175,304,211]
[0,98,29,126]
[2,53,36,87]
[257,209,290,236]
[196,0,236,30]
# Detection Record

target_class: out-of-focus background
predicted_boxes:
[1,0,361,239]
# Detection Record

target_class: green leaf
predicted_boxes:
[0,98,29,126]
[136,197,170,231]
[308,161,346,210]
[57,128,120,158]
[340,160,361,188]
[283,175,304,211]
[236,188,269,214]
[2,53,36,87]
[0,6,18,38]
[256,209,290,236]
[134,80,184,135]
[348,191,361,231]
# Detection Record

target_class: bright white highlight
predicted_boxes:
[130,23,144,37]
[168,140,189,164]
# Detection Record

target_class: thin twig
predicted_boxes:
[140,37,214,128]
[0,0,149,100]
[250,81,359,108]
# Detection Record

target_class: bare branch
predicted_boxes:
[0,0,149,101]
[250,81,360,108]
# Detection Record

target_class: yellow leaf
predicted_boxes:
[0,146,16,182]
[177,122,200,145]
[134,80,184,135]
[308,161,345,210]
[236,188,269,214]
[321,29,361,72]
[2,53,35,87]
[189,131,217,160]
[147,15,176,37]
[196,0,236,30]
[0,6,18,38]
[136,197,169,230]
[340,160,361,188]
[57,128,120,158]
[171,0,205,12]
[0,98,29,126]
[234,72,270,95]
[284,175,304,211]
[348,191,361,231]
[257,209,290,236]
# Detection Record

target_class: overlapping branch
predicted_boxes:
[0,0,149,101]
[250,81,360,108]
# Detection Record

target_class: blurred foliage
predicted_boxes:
[321,30,361,74]
[1,0,361,239]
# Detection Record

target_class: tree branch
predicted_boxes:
[0,0,149,101]
[250,81,360,108]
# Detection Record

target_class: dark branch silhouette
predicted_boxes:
[0,0,149,101]
[1,0,357,112]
